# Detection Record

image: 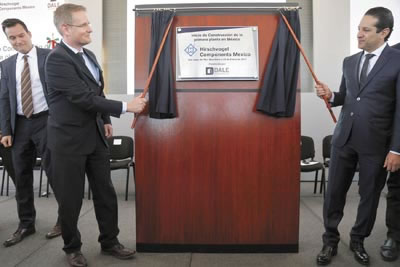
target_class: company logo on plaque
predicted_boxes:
[176,26,259,81]
[184,44,197,56]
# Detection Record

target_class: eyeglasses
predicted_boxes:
[66,22,91,28]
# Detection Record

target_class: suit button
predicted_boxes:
[350,112,354,116]
[356,97,360,101]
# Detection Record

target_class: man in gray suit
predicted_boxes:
[0,18,61,247]
[315,7,400,266]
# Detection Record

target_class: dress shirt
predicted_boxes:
[358,42,386,79]
[15,46,48,115]
[62,41,127,114]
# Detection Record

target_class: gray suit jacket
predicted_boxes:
[331,44,400,157]
[0,47,50,136]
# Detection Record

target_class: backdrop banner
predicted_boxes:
[0,0,64,61]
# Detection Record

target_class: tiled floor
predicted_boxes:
[0,171,397,267]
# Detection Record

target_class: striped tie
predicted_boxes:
[21,55,33,118]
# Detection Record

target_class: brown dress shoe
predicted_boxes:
[45,224,62,239]
[101,243,136,259]
[66,251,88,267]
[3,227,36,247]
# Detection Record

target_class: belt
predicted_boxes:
[17,111,49,119]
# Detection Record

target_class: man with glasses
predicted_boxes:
[45,4,147,267]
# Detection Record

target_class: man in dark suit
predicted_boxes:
[380,43,400,262]
[46,4,147,267]
[315,7,400,266]
[0,18,62,247]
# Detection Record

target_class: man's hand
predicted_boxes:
[315,82,333,100]
[127,97,148,113]
[104,124,113,138]
[1,136,12,147]
[384,152,400,172]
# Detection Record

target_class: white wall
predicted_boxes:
[307,0,348,160]
[350,0,400,54]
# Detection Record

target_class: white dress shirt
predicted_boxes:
[15,46,48,115]
[358,42,387,78]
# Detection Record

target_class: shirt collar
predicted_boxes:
[363,42,387,57]
[17,46,36,61]
[62,40,84,54]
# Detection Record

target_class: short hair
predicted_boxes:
[54,3,86,35]
[1,18,29,36]
[365,7,394,41]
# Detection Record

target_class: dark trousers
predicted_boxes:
[0,144,16,182]
[12,114,59,228]
[51,131,119,254]
[322,134,388,246]
[386,171,400,241]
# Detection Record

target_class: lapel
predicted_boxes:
[59,42,99,85]
[359,44,390,94]
[83,48,104,88]
[36,47,46,88]
[348,52,362,97]
[9,54,18,107]
[36,47,50,103]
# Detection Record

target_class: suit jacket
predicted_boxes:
[45,41,122,155]
[392,43,400,51]
[0,47,50,136]
[331,44,400,156]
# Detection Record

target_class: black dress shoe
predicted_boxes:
[45,224,62,239]
[316,245,337,265]
[66,251,87,267]
[3,227,36,247]
[101,243,136,260]
[381,238,399,262]
[350,240,369,265]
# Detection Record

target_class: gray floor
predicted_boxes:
[0,170,398,267]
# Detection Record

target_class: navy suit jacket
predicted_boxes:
[45,41,122,155]
[0,47,50,137]
[331,44,400,157]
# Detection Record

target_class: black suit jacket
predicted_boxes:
[45,41,122,155]
[0,47,50,136]
[331,44,400,156]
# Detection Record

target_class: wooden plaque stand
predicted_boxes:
[134,3,300,253]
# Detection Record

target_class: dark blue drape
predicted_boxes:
[148,11,177,119]
[257,11,300,117]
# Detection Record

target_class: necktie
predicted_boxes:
[359,53,375,87]
[77,52,86,66]
[21,55,33,118]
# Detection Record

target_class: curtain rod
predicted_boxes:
[133,6,301,12]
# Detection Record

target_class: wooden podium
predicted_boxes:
[134,3,300,253]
